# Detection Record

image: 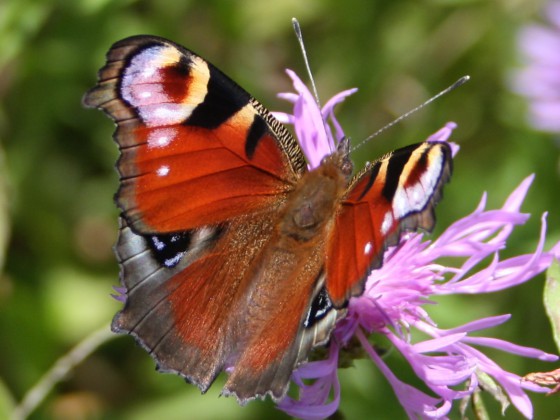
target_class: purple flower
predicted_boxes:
[512,1,560,132]
[111,285,127,302]
[274,70,560,419]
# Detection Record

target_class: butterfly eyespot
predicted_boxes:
[148,231,192,268]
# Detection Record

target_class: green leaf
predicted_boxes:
[544,258,560,352]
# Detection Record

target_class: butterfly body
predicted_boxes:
[84,35,452,402]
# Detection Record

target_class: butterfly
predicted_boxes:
[83,35,452,403]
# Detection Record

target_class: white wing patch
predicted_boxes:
[147,128,177,149]
[156,165,170,177]
[380,211,393,236]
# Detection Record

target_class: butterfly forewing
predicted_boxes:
[84,35,306,234]
[326,142,452,306]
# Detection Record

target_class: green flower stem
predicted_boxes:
[12,324,115,420]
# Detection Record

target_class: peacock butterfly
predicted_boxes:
[83,35,452,402]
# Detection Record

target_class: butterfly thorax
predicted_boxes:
[279,147,351,244]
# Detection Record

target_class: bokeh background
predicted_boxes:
[1,0,559,419]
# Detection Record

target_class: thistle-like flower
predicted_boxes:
[512,1,560,132]
[273,70,560,420]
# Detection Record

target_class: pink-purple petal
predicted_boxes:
[357,329,450,419]
[111,286,127,302]
[278,344,341,420]
[502,175,534,213]
[425,121,457,141]
[270,111,294,124]
[519,26,560,66]
[411,333,468,353]
[547,0,560,27]
[284,69,333,168]
[462,336,559,361]
[321,88,357,143]
[444,314,511,334]
[513,2,560,132]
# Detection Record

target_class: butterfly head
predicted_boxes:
[320,137,353,181]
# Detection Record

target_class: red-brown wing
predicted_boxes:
[326,142,452,307]
[112,215,275,394]
[83,35,306,234]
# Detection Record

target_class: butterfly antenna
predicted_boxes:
[351,75,470,152]
[292,18,321,106]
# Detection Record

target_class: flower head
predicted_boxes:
[275,70,560,419]
[512,1,560,132]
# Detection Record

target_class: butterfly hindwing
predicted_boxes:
[113,215,277,393]
[326,141,452,306]
[84,35,306,234]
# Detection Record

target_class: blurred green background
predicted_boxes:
[1,0,559,419]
